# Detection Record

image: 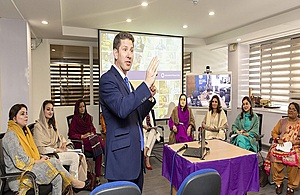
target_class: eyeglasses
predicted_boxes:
[211,101,218,103]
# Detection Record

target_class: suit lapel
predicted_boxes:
[110,66,131,93]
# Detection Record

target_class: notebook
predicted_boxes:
[182,129,206,159]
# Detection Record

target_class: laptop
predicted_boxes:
[182,129,206,159]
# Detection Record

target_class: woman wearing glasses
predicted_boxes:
[264,102,300,195]
[230,96,259,152]
[202,95,228,140]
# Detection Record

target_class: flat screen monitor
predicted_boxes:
[186,73,232,109]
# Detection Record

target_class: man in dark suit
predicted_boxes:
[99,31,159,191]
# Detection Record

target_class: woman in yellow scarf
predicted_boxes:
[2,104,86,195]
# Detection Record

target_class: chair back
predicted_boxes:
[176,168,221,195]
[90,181,141,195]
[27,123,35,135]
[66,115,74,129]
[256,113,263,152]
[0,133,9,193]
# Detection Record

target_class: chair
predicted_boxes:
[176,168,221,195]
[255,113,264,153]
[90,181,141,195]
[66,114,93,158]
[0,133,52,195]
[149,109,164,162]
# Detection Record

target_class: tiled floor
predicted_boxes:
[78,146,299,195]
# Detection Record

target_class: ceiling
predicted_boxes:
[1,0,300,48]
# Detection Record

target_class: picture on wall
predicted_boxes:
[186,73,232,109]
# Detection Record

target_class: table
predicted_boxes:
[162,140,260,195]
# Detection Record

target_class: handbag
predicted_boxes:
[259,162,268,187]
[86,160,96,190]
[169,130,176,145]
[89,134,103,158]
[86,171,96,191]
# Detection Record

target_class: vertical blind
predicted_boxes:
[249,34,300,109]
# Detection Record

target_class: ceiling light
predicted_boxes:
[183,25,188,29]
[51,49,56,52]
[209,11,215,16]
[126,19,132,23]
[41,20,48,24]
[141,2,148,7]
[237,38,241,42]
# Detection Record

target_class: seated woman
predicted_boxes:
[230,96,259,152]
[68,99,105,185]
[202,95,228,140]
[264,102,300,195]
[142,111,161,170]
[169,94,195,144]
[3,104,87,194]
[33,100,87,182]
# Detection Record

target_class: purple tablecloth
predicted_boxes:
[162,143,260,195]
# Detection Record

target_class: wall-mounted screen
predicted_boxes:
[186,73,231,109]
[99,30,183,119]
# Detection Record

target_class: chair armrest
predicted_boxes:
[157,126,164,130]
[254,134,264,141]
[0,171,39,194]
[44,152,59,159]
[70,139,85,153]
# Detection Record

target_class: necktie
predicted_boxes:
[124,76,144,150]
[124,77,131,91]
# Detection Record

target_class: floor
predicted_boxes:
[78,144,299,195]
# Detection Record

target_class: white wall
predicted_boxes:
[185,46,228,74]
[0,18,30,132]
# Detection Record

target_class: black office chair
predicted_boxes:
[90,181,141,195]
[255,113,264,153]
[149,109,164,162]
[0,133,52,195]
[176,168,221,195]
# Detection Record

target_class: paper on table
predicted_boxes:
[276,141,292,152]
[66,148,82,153]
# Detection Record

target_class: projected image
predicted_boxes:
[186,73,231,109]
[99,30,183,119]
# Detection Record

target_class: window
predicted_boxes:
[50,45,99,106]
[249,34,300,109]
[183,52,192,94]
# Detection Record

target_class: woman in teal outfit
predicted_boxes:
[230,96,259,152]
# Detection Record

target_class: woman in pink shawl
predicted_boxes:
[169,94,195,143]
[68,99,105,186]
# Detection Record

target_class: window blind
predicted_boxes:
[183,53,192,94]
[50,45,99,106]
[249,34,300,109]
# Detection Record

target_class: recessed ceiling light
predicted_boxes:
[126,19,132,23]
[209,11,215,16]
[41,20,48,24]
[237,38,241,42]
[141,2,148,7]
[183,25,188,29]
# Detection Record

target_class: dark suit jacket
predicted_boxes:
[99,66,155,180]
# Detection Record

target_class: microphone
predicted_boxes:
[176,144,188,153]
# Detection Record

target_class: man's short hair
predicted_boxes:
[113,32,135,50]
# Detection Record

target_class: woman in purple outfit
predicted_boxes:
[169,94,195,144]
